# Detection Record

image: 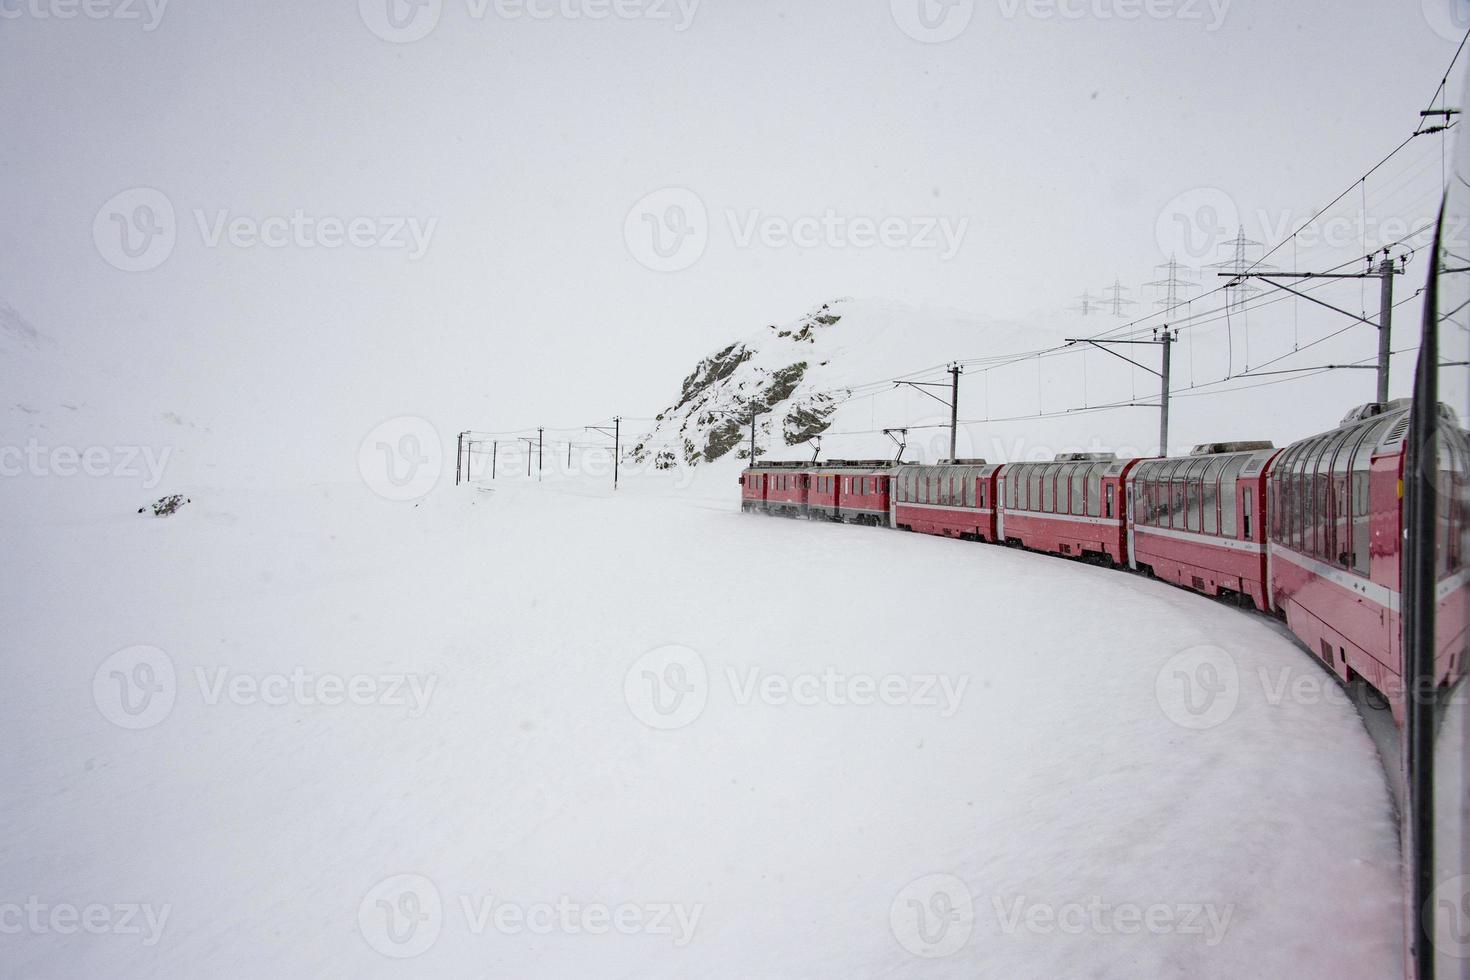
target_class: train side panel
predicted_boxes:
[995,457,1135,565]
[892,464,1000,540]
[1125,447,1278,610]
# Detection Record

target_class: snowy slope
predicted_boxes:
[1,467,1404,978]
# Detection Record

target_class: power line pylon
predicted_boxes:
[1205,226,1273,371]
[1070,289,1097,316]
[1147,255,1199,311]
[1101,276,1137,318]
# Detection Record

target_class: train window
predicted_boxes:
[1289,439,1311,551]
[1353,422,1385,574]
[1439,435,1455,577]
[1243,496,1253,540]
[1006,470,1017,509]
[1070,466,1085,515]
[1028,467,1041,512]
[1303,437,1322,553]
[978,479,986,509]
[1187,458,1210,532]
[1316,434,1342,559]
[1087,470,1101,517]
[1332,428,1364,567]
[1153,461,1175,527]
[1202,457,1225,535]
[1317,428,1350,561]
[1220,456,1246,537]
[1040,465,1054,512]
[1105,484,1114,519]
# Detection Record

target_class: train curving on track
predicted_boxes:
[740,399,1469,724]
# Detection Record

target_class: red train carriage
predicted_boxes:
[809,460,894,526]
[1125,442,1280,610]
[739,461,814,517]
[995,453,1138,564]
[891,459,1002,540]
[1267,400,1470,721]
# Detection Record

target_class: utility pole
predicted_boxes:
[491,440,497,480]
[749,411,759,464]
[1377,254,1395,404]
[1218,248,1406,404]
[567,441,572,468]
[537,427,543,481]
[894,367,961,462]
[520,438,534,476]
[1065,331,1176,457]
[948,363,962,460]
[585,417,622,490]
[1158,328,1174,457]
[456,432,465,486]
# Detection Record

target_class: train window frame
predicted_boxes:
[1202,456,1226,535]
[1087,469,1102,517]
[1318,426,1354,562]
[1105,483,1115,519]
[1070,465,1085,516]
[1221,455,1247,538]
[1164,461,1187,528]
[1186,457,1211,532]
[1333,424,1369,569]
[1290,437,1314,552]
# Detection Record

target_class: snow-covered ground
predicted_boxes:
[1,459,1404,978]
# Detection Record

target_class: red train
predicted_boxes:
[739,399,1469,722]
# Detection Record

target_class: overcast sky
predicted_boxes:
[2,0,1466,473]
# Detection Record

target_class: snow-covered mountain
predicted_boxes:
[629,298,1043,469]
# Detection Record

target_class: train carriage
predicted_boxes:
[739,461,814,518]
[891,459,1002,540]
[995,453,1138,564]
[1266,400,1470,721]
[809,460,894,526]
[1125,442,1279,610]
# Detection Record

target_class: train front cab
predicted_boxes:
[891,460,1000,540]
[1125,442,1279,609]
[1266,401,1469,721]
[994,454,1136,564]
[739,467,767,513]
